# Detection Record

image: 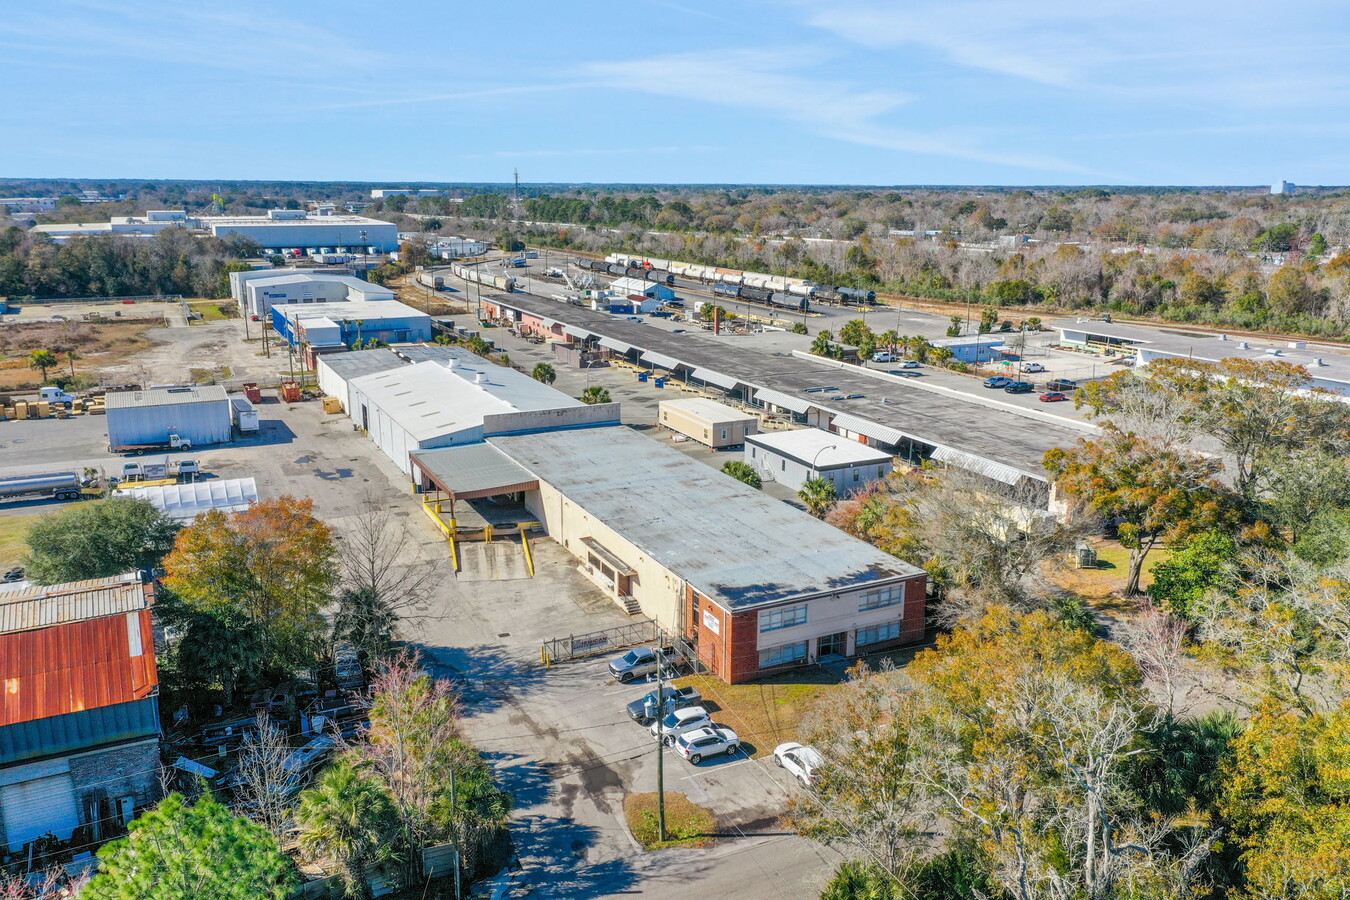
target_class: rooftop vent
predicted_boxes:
[474,372,485,384]
[1289,341,1308,350]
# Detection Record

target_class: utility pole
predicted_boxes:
[655,635,667,843]
[513,168,520,221]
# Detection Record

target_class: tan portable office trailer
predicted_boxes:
[657,397,758,449]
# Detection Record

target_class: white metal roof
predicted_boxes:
[277,299,427,323]
[659,397,756,424]
[691,367,740,390]
[752,387,812,414]
[119,478,259,521]
[747,429,894,467]
[931,446,1031,486]
[641,350,683,370]
[608,277,659,294]
[599,336,634,353]
[0,573,148,635]
[348,357,582,443]
[829,412,907,446]
[104,385,228,410]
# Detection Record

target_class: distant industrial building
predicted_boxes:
[239,273,394,319]
[436,237,488,258]
[271,300,432,352]
[370,188,447,199]
[0,573,161,852]
[477,426,926,682]
[1056,320,1350,396]
[1272,180,1295,195]
[606,277,675,304]
[746,428,894,493]
[104,386,233,450]
[118,478,259,521]
[347,352,612,476]
[657,398,757,449]
[0,197,57,212]
[199,210,398,252]
[30,209,398,252]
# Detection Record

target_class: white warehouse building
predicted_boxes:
[104,386,233,450]
[238,273,394,318]
[345,351,612,476]
[199,210,398,252]
[745,428,894,493]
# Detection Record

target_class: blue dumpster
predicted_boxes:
[654,377,666,388]
[637,371,649,383]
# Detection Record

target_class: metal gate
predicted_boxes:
[541,619,657,666]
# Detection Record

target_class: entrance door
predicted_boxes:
[817,632,847,658]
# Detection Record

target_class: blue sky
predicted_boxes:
[3,0,1346,185]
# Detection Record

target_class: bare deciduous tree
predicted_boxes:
[234,714,296,839]
[1117,602,1194,715]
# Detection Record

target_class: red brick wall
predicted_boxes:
[902,576,927,641]
[726,608,762,684]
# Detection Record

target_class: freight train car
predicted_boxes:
[451,262,516,293]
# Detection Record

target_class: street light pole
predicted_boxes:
[655,638,667,843]
[810,443,838,480]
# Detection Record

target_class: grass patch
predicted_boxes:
[187,300,235,322]
[0,319,157,390]
[1048,539,1172,610]
[0,514,39,568]
[674,668,839,759]
[624,792,716,850]
[188,366,233,383]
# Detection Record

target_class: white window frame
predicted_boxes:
[859,584,904,611]
[759,603,807,632]
[759,640,808,668]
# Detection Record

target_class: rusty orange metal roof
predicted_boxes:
[1,610,159,728]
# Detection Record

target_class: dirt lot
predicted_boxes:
[0,319,160,390]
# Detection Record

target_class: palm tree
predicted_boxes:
[297,761,400,900]
[877,330,899,356]
[930,346,955,367]
[909,337,932,363]
[65,350,79,378]
[810,330,835,358]
[28,349,58,383]
[580,386,611,405]
[798,476,837,518]
[531,363,556,384]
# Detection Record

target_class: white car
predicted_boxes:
[899,360,920,369]
[674,725,741,763]
[774,742,825,786]
[871,351,896,363]
[650,706,712,744]
[1022,362,1046,373]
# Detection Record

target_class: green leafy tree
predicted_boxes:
[791,322,808,335]
[1148,531,1238,619]
[297,760,401,899]
[811,329,836,358]
[531,362,556,384]
[721,460,762,489]
[799,476,838,518]
[84,793,295,900]
[28,348,58,382]
[580,385,611,405]
[1308,232,1329,257]
[946,316,962,337]
[838,318,874,348]
[24,497,179,584]
[1045,429,1236,596]
[173,607,264,707]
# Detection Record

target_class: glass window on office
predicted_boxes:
[759,603,807,632]
[859,584,904,611]
[857,622,901,647]
[759,641,808,668]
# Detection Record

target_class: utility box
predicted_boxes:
[1076,544,1098,569]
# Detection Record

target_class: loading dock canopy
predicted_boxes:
[641,350,683,370]
[598,336,634,353]
[752,387,812,414]
[579,537,636,576]
[930,446,1032,486]
[411,443,539,500]
[691,367,739,390]
[829,411,906,446]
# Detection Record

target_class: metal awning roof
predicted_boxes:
[752,387,812,414]
[692,367,739,390]
[931,446,1038,486]
[542,317,558,328]
[599,336,634,353]
[564,324,591,339]
[411,444,539,500]
[118,478,259,521]
[829,412,907,446]
[579,537,637,576]
[641,350,683,370]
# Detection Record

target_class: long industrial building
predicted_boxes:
[413,425,927,682]
[31,209,398,252]
[104,386,233,450]
[237,273,394,318]
[478,292,1092,493]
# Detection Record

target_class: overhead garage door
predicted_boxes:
[2,775,80,851]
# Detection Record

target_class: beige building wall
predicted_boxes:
[657,400,758,449]
[524,483,685,628]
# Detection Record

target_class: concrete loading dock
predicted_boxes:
[657,397,758,448]
[104,386,233,451]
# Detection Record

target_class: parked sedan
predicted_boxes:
[674,725,741,763]
[983,376,1012,388]
[774,742,825,786]
[1003,381,1035,394]
[899,360,920,369]
[650,706,712,744]
[1039,391,1068,402]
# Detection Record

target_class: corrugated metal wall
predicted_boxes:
[106,398,232,448]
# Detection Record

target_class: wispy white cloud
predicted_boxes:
[583,50,1101,175]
